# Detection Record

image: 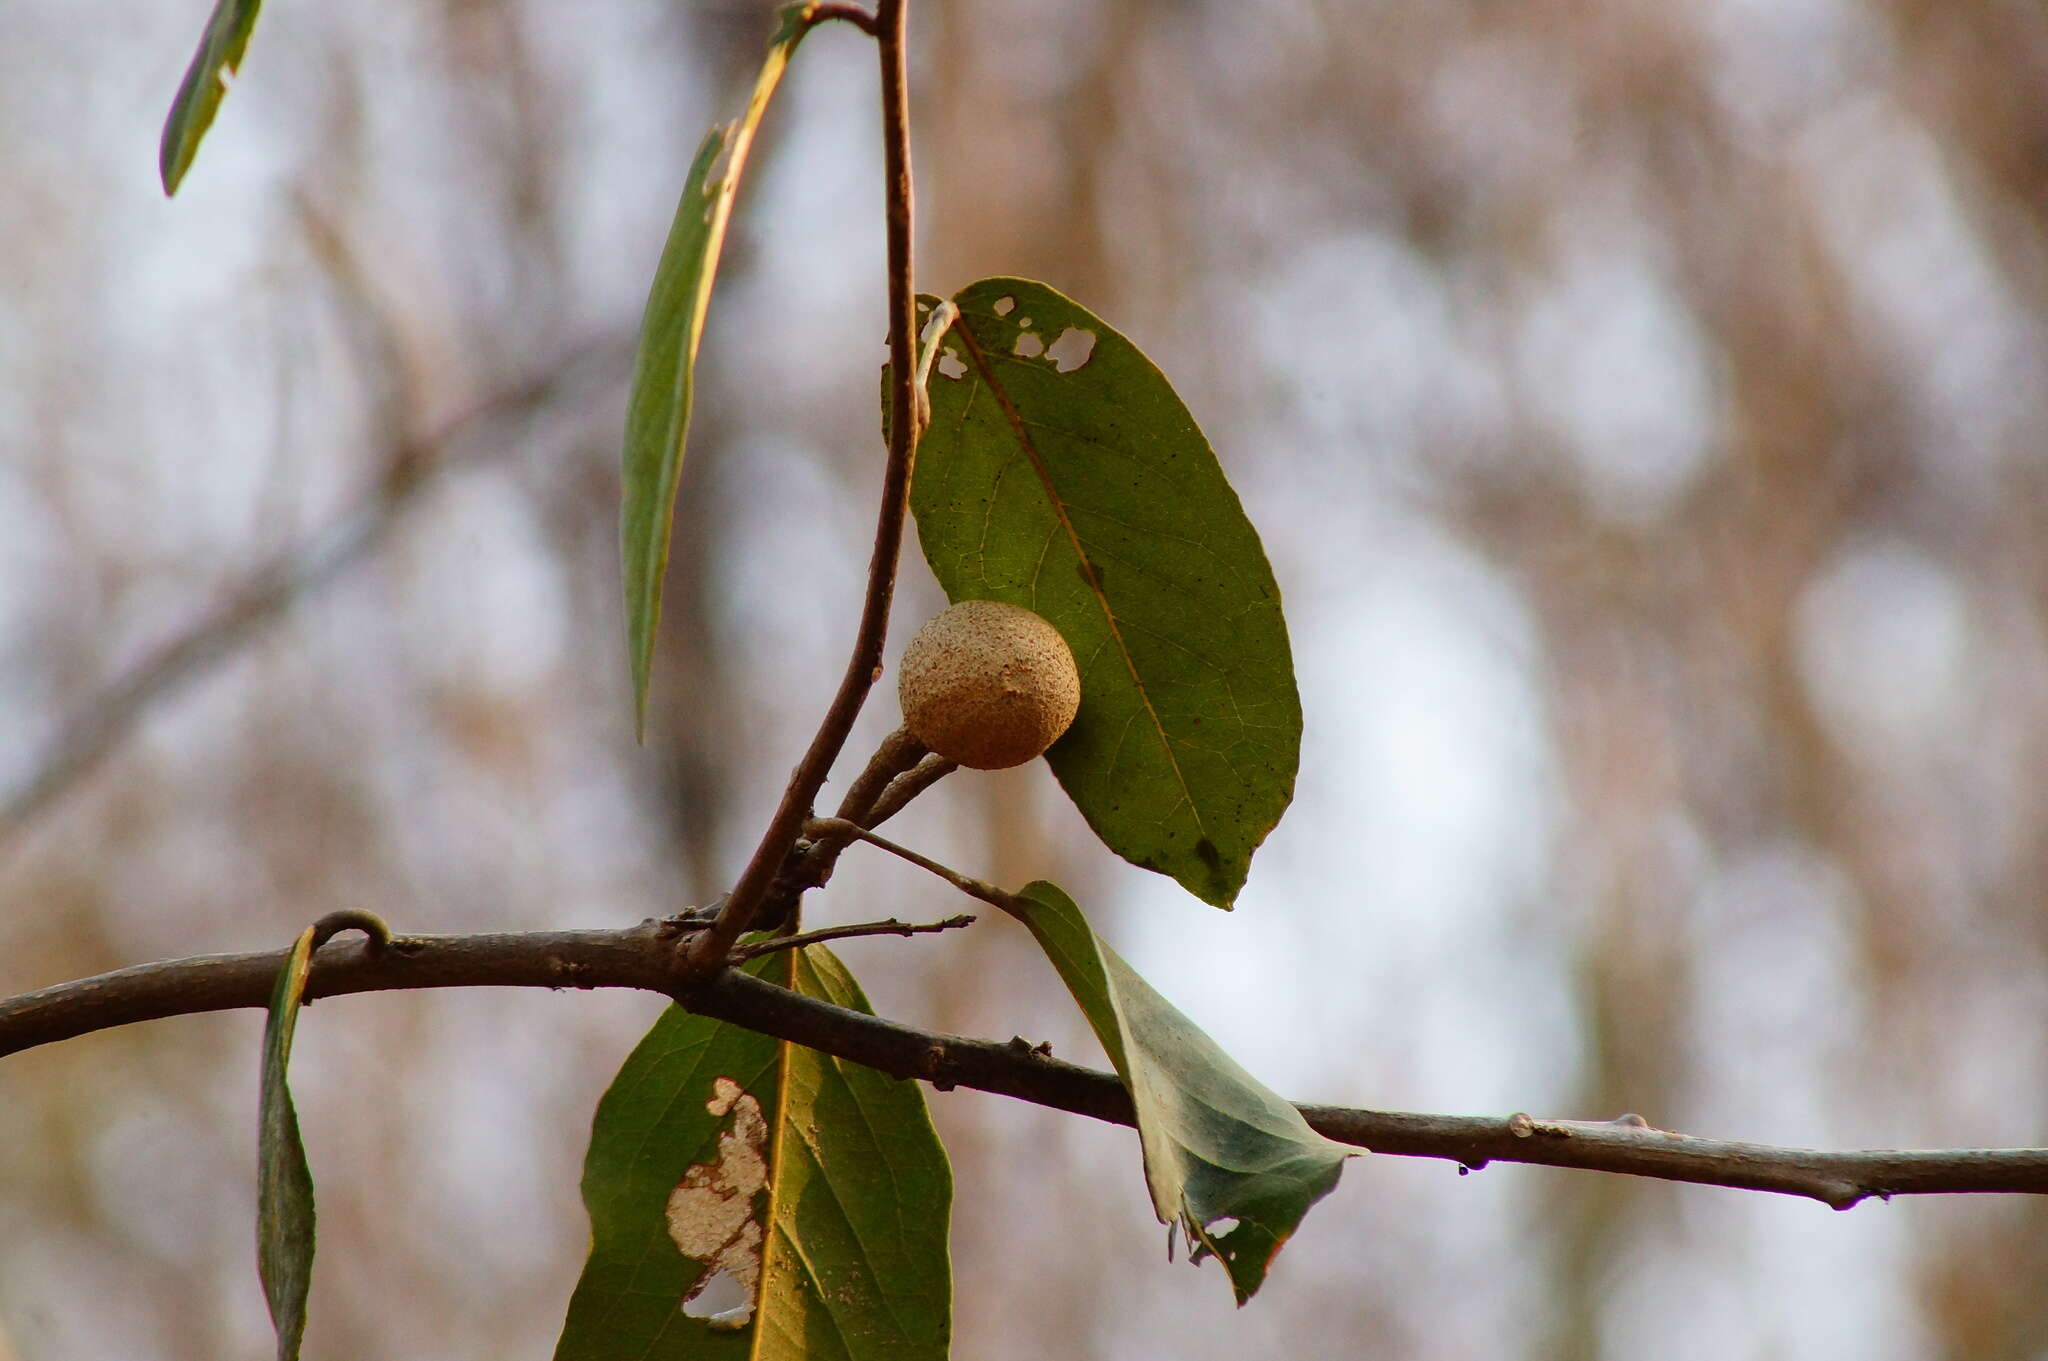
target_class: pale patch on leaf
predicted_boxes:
[664,1077,768,1326]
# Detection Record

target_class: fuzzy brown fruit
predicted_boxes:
[897,600,1081,770]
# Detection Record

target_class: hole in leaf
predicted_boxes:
[937,351,967,380]
[683,1270,754,1329]
[993,296,1015,316]
[1017,316,1034,329]
[1045,327,1097,372]
[1013,332,1045,359]
[1205,1216,1240,1237]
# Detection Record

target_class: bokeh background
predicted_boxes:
[4,0,2047,1356]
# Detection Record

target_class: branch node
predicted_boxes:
[922,1038,956,1090]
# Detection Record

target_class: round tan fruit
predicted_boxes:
[897,600,1081,770]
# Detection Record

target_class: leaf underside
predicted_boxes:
[258,925,318,1361]
[555,946,952,1360]
[159,0,265,194]
[621,4,815,737]
[907,277,1302,907]
[1012,882,1352,1305]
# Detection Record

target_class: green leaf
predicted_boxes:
[907,278,1302,907]
[159,0,265,195]
[555,946,952,1359]
[1011,881,1351,1305]
[621,4,816,737]
[258,925,318,1361]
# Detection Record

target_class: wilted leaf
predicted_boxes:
[621,4,816,736]
[258,924,318,1361]
[555,947,952,1359]
[159,0,265,195]
[907,278,1301,907]
[1011,881,1352,1304]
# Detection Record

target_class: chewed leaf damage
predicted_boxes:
[664,1077,768,1328]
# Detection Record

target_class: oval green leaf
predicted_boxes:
[258,924,318,1361]
[907,278,1301,906]
[555,946,952,1360]
[159,0,265,195]
[1011,881,1352,1305]
[622,4,815,737]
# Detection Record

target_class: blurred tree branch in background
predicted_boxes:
[0,333,628,846]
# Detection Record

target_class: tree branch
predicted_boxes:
[5,929,2045,1210]
[687,0,922,969]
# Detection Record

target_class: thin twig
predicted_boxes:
[730,913,976,961]
[864,752,957,827]
[831,727,931,827]
[3,930,2046,1209]
[687,0,921,970]
[805,817,1011,908]
[0,337,629,847]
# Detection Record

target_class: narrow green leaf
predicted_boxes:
[907,278,1302,907]
[622,4,816,737]
[258,925,318,1361]
[159,0,265,195]
[555,947,952,1359]
[1011,881,1352,1305]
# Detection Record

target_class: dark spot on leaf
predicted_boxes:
[1194,838,1223,875]
[1076,558,1103,592]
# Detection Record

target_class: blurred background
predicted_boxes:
[3,0,2046,1356]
